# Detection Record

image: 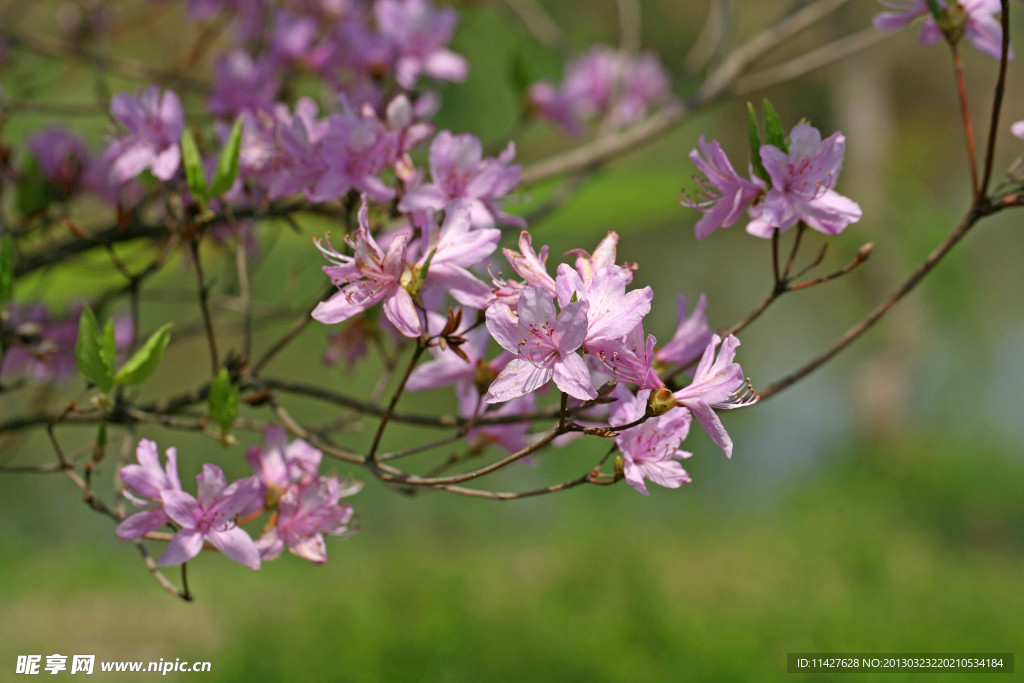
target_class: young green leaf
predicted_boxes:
[747,102,769,182]
[763,99,788,153]
[74,306,115,392]
[15,154,52,217]
[208,368,239,434]
[210,117,243,197]
[0,236,14,306]
[180,128,209,202]
[114,323,172,386]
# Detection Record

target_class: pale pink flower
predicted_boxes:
[681,136,765,240]
[115,439,182,541]
[656,294,713,368]
[672,335,757,458]
[612,388,693,495]
[256,476,360,564]
[105,85,184,183]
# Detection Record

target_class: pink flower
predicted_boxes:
[746,123,862,238]
[158,465,263,569]
[311,200,422,337]
[375,0,469,89]
[612,388,693,495]
[656,294,713,368]
[105,85,184,183]
[671,335,757,458]
[528,45,672,134]
[256,476,360,564]
[399,131,524,229]
[207,50,280,118]
[485,286,595,402]
[26,127,90,196]
[115,439,182,542]
[246,426,322,494]
[681,136,765,240]
[874,0,1012,60]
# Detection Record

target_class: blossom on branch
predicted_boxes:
[612,388,693,495]
[104,85,184,184]
[671,335,758,458]
[873,0,1013,60]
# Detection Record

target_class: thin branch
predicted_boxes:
[980,0,1011,195]
[951,45,980,199]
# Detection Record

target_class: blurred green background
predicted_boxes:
[2,1,1024,680]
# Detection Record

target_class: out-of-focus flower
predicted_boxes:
[26,127,90,196]
[873,0,1013,60]
[399,131,524,229]
[612,387,693,495]
[671,334,757,458]
[656,294,713,368]
[256,476,360,564]
[208,50,281,118]
[375,0,468,89]
[105,85,184,183]
[528,46,672,135]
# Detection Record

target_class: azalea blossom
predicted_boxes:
[375,0,469,89]
[115,439,183,542]
[746,123,862,238]
[680,136,765,240]
[247,426,322,495]
[873,0,1013,60]
[311,200,422,337]
[656,294,713,368]
[485,286,595,402]
[671,334,758,458]
[256,476,360,564]
[399,130,524,229]
[158,464,263,569]
[105,85,184,183]
[612,388,693,495]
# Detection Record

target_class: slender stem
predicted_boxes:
[188,239,219,376]
[783,224,806,279]
[367,341,428,462]
[980,0,1011,195]
[951,45,980,199]
[232,225,253,363]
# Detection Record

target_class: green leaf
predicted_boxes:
[208,368,238,434]
[210,117,243,197]
[114,323,172,386]
[763,99,788,154]
[180,128,209,202]
[101,320,117,383]
[925,0,944,22]
[0,236,14,306]
[74,306,115,392]
[747,102,769,182]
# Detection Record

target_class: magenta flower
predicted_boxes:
[746,123,862,238]
[671,335,757,458]
[311,201,422,337]
[656,294,713,368]
[375,0,469,89]
[399,131,524,229]
[256,476,360,564]
[158,465,262,569]
[485,286,595,402]
[612,388,693,495]
[681,136,765,240]
[115,439,182,542]
[874,0,1012,60]
[105,85,184,183]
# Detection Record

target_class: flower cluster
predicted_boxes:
[527,45,673,135]
[116,430,358,568]
[681,122,862,240]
